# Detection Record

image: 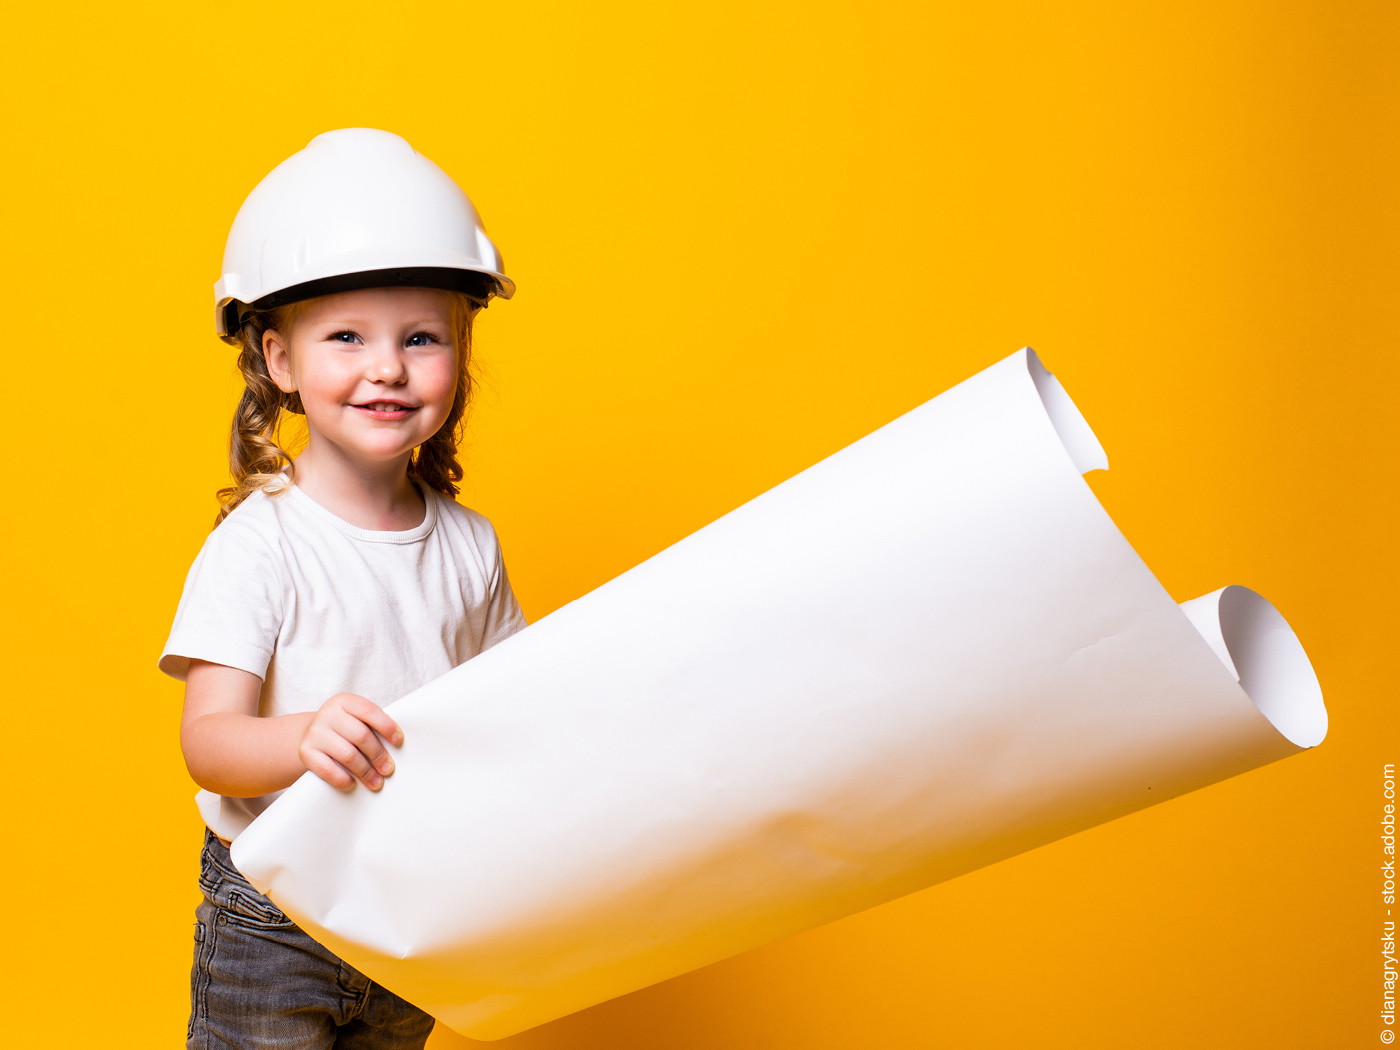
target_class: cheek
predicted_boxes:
[293,352,361,415]
[417,354,460,411]
[297,360,359,406]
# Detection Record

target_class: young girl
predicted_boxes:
[160,129,525,1049]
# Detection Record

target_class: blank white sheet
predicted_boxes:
[233,348,1325,1040]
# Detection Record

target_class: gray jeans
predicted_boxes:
[189,830,435,1050]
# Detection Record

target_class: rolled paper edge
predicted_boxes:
[1181,586,1328,748]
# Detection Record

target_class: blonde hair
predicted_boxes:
[214,291,484,525]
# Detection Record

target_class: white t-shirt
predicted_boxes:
[160,483,526,840]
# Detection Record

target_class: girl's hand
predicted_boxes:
[299,693,404,791]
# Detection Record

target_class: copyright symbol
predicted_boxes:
[1381,1030,1394,1043]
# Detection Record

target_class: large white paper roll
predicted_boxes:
[233,348,1326,1040]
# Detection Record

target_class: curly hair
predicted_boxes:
[214,291,483,525]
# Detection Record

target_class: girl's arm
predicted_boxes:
[180,659,403,797]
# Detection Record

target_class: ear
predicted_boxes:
[263,328,298,394]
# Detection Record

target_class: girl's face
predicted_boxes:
[263,287,458,470]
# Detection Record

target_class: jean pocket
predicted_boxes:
[221,887,295,929]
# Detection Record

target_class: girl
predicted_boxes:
[160,129,526,1049]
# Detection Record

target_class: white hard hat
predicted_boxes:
[214,128,514,343]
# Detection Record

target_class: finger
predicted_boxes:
[331,711,395,777]
[305,731,368,785]
[339,695,404,748]
[327,737,383,790]
[301,747,356,791]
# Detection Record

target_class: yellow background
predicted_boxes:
[1,2,1392,1046]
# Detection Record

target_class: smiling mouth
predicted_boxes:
[353,401,419,417]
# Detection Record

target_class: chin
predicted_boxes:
[370,444,423,463]
[337,436,422,462]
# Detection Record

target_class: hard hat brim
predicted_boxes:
[216,265,513,343]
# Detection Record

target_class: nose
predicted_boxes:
[365,340,408,384]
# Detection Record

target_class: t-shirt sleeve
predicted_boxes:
[158,519,287,681]
[479,525,528,652]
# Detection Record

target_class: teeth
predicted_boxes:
[363,402,410,411]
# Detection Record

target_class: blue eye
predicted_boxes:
[331,331,359,343]
[406,333,435,347]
